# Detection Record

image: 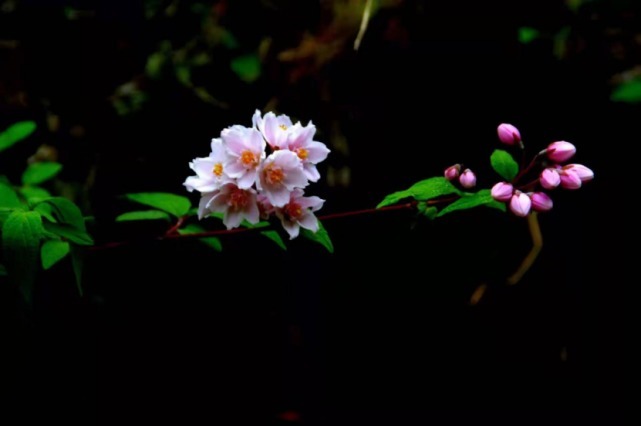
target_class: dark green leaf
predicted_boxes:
[34,197,86,230]
[490,150,519,181]
[301,220,334,253]
[41,240,70,270]
[377,177,460,208]
[178,224,222,251]
[611,79,641,103]
[0,182,21,208]
[437,189,500,217]
[21,162,63,185]
[2,211,44,303]
[0,264,6,276]
[116,210,171,222]
[230,54,261,83]
[518,27,540,44]
[44,222,93,246]
[124,193,191,217]
[261,230,287,250]
[0,121,37,152]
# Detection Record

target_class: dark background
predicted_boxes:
[1,0,629,424]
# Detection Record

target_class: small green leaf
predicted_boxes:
[0,121,37,152]
[518,27,540,44]
[34,197,86,230]
[116,210,171,222]
[490,149,519,181]
[230,54,261,83]
[41,240,70,270]
[44,222,93,246]
[611,79,641,103]
[301,220,334,253]
[178,223,222,251]
[437,189,500,217]
[0,182,21,208]
[260,230,287,250]
[124,193,191,217]
[377,177,460,208]
[419,204,439,220]
[2,210,44,303]
[22,162,63,185]
[19,186,51,203]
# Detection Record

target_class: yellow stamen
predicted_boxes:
[296,148,308,161]
[264,164,284,185]
[212,163,223,177]
[240,150,258,167]
[279,124,288,131]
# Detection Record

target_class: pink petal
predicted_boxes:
[303,164,321,182]
[281,219,300,239]
[236,170,256,189]
[304,141,330,163]
[297,212,319,232]
[223,209,243,229]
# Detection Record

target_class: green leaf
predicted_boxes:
[0,182,22,208]
[0,121,37,152]
[437,189,502,217]
[490,149,519,181]
[21,162,63,185]
[230,54,261,83]
[260,230,287,250]
[178,224,222,251]
[19,186,51,203]
[124,193,191,218]
[0,264,7,276]
[41,240,70,270]
[116,210,171,222]
[611,79,641,103]
[34,197,86,230]
[518,27,540,44]
[301,220,334,253]
[417,202,438,220]
[43,222,93,246]
[2,210,44,303]
[377,177,460,208]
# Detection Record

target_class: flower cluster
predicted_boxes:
[490,123,593,217]
[184,110,330,239]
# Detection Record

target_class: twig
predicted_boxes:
[506,212,543,285]
[354,0,374,51]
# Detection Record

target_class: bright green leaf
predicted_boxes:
[230,54,261,83]
[116,210,171,222]
[518,27,540,44]
[0,121,37,152]
[437,189,501,217]
[377,177,460,208]
[2,210,44,303]
[178,223,222,251]
[34,197,86,230]
[21,162,63,186]
[301,220,334,253]
[0,182,21,209]
[44,222,93,246]
[19,186,51,203]
[611,79,641,103]
[261,230,287,250]
[124,193,191,217]
[41,240,70,270]
[490,149,519,181]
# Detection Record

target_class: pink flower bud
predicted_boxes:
[540,168,561,189]
[459,168,476,188]
[530,192,553,212]
[444,164,461,181]
[497,123,521,146]
[491,181,513,202]
[510,191,531,217]
[562,164,594,182]
[546,141,576,163]
[559,170,582,189]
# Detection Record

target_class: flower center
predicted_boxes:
[264,164,285,185]
[284,202,302,219]
[295,148,308,160]
[212,162,223,177]
[279,124,288,131]
[229,188,249,209]
[240,150,258,168]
